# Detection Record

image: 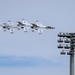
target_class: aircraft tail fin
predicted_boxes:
[8,20,14,26]
[22,18,30,25]
[36,20,44,27]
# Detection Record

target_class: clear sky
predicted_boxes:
[0,0,75,75]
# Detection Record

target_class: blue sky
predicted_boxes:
[0,0,75,75]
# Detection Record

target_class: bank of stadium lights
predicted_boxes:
[57,32,75,75]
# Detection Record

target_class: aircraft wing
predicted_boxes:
[31,23,39,29]
[17,21,31,27]
[17,22,24,26]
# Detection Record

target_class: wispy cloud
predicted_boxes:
[0,55,61,67]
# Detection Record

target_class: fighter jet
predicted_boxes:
[17,19,32,32]
[31,20,55,34]
[0,20,17,34]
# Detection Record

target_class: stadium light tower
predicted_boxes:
[57,32,75,75]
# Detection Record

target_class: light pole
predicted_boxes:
[57,32,75,75]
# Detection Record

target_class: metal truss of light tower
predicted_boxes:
[57,32,75,75]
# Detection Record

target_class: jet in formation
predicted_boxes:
[0,20,18,34]
[0,19,55,34]
[17,19,31,32]
[31,20,55,34]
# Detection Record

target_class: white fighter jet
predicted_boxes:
[0,20,17,34]
[31,20,55,34]
[17,19,32,32]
